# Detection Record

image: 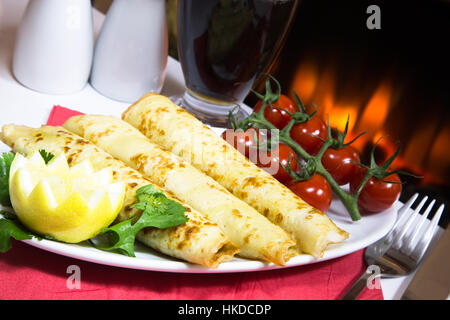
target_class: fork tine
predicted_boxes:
[402,199,436,255]
[384,193,420,245]
[391,196,428,249]
[398,193,419,216]
[412,203,445,261]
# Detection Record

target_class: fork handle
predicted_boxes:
[340,269,372,300]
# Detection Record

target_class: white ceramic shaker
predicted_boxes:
[12,0,94,94]
[90,0,168,103]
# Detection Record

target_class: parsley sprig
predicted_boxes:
[91,184,189,257]
[38,149,55,164]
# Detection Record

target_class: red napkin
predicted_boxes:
[0,105,384,300]
[46,105,84,126]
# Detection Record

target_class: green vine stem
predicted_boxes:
[245,111,364,221]
[230,76,409,222]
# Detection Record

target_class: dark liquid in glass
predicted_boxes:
[178,0,298,104]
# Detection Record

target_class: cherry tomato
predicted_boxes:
[350,169,402,213]
[221,128,263,158]
[321,145,361,185]
[254,94,299,129]
[257,144,298,183]
[290,116,327,155]
[286,174,332,212]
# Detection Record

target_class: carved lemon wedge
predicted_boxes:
[9,151,125,243]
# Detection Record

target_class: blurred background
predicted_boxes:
[93,0,449,227]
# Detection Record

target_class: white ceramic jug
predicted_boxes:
[90,0,168,102]
[12,0,94,94]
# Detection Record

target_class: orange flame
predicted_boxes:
[290,62,318,103]
[289,61,447,187]
[328,105,358,133]
[346,80,393,150]
[357,81,392,133]
[313,67,336,118]
[290,62,336,117]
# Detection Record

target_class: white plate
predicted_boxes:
[0,107,398,274]
[1,177,398,274]
[0,100,398,274]
[2,200,397,273]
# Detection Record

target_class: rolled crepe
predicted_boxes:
[123,93,349,258]
[64,115,298,265]
[1,124,239,268]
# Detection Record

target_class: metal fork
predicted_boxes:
[340,194,445,300]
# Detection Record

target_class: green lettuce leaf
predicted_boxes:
[0,211,34,253]
[0,152,15,206]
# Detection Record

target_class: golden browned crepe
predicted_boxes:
[1,124,239,268]
[63,115,297,265]
[122,93,349,258]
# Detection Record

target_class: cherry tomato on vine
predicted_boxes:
[350,169,402,213]
[321,145,361,185]
[257,144,298,183]
[253,94,299,129]
[221,128,263,158]
[286,174,332,212]
[290,116,327,155]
